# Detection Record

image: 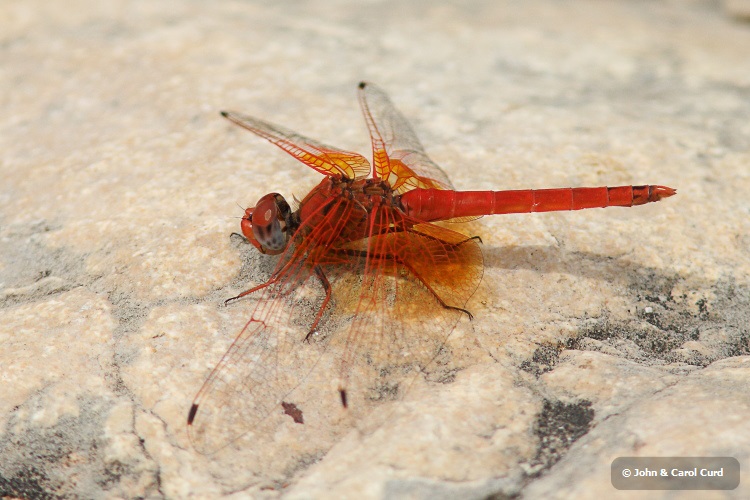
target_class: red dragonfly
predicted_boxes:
[188,82,675,454]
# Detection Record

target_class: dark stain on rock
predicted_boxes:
[520,342,567,376]
[0,465,59,500]
[529,400,595,475]
[568,274,750,367]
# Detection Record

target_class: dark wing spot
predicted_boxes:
[187,403,199,425]
[339,388,348,408]
[281,401,304,424]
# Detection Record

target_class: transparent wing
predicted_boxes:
[332,205,483,408]
[187,192,351,455]
[188,307,321,455]
[222,111,371,180]
[357,82,455,194]
[188,199,483,458]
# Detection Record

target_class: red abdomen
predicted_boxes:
[400,185,676,222]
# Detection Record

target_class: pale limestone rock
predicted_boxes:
[724,0,750,20]
[525,357,750,499]
[287,363,537,498]
[540,350,679,420]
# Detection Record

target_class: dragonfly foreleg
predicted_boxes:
[224,278,278,305]
[224,244,308,305]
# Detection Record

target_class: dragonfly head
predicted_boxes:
[241,193,291,255]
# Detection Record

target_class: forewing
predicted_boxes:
[222,111,371,180]
[358,82,454,193]
[188,196,356,455]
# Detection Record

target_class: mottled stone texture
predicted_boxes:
[1,1,748,498]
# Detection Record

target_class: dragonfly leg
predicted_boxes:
[396,256,474,320]
[457,235,482,246]
[407,227,482,247]
[327,247,474,321]
[304,266,332,342]
[225,243,306,305]
[224,229,277,305]
[381,230,479,318]
[388,232,478,318]
[224,278,278,305]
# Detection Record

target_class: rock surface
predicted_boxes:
[1,1,749,498]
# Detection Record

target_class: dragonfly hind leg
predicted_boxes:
[408,229,482,248]
[456,235,482,246]
[397,231,479,319]
[327,247,475,321]
[396,257,474,321]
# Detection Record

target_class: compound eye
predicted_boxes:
[240,207,263,251]
[252,195,278,228]
[250,194,287,254]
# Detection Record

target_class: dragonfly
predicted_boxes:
[187,82,675,454]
